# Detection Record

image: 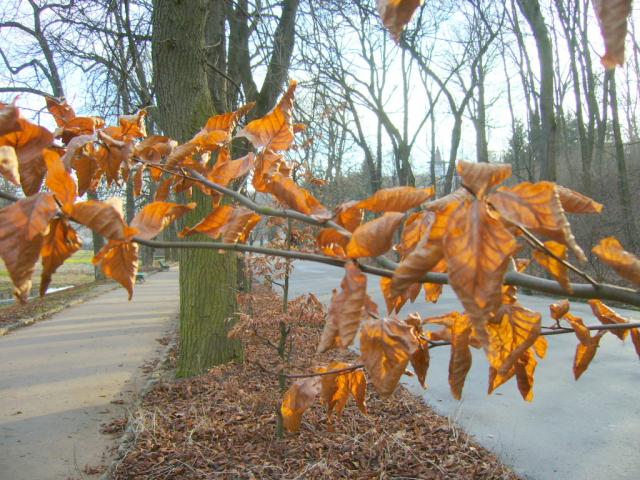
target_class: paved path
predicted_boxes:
[288,261,640,480]
[0,269,179,480]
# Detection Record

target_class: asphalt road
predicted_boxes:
[0,269,179,480]
[287,261,640,480]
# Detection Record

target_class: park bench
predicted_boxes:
[158,260,170,271]
[135,272,146,283]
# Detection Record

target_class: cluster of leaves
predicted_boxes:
[1,0,639,436]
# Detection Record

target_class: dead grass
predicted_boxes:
[112,287,518,480]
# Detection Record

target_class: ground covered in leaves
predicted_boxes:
[113,287,518,479]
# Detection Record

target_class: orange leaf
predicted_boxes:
[424,187,473,212]
[444,200,519,344]
[563,312,593,346]
[93,240,139,300]
[96,131,133,184]
[317,261,367,352]
[549,299,570,321]
[533,336,548,359]
[206,152,255,186]
[281,377,320,432]
[267,173,332,220]
[405,317,430,388]
[377,0,424,42]
[164,142,199,171]
[514,349,537,401]
[204,102,255,132]
[238,81,297,151]
[457,160,512,198]
[630,328,640,359]
[130,202,196,240]
[154,177,172,201]
[46,97,76,127]
[380,276,420,314]
[134,135,175,164]
[573,331,606,380]
[346,212,404,258]
[489,181,586,262]
[71,200,136,241]
[318,361,367,424]
[355,186,434,213]
[44,149,77,210]
[316,228,349,256]
[0,145,20,185]
[592,0,632,68]
[252,149,288,192]
[588,299,630,341]
[533,241,572,293]
[117,110,147,139]
[359,318,419,396]
[0,193,58,302]
[391,228,443,299]
[0,117,53,195]
[334,200,364,232]
[555,185,603,214]
[179,205,261,244]
[592,236,640,287]
[40,218,81,296]
[486,303,541,376]
[448,313,473,400]
[397,211,434,257]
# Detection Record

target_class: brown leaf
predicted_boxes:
[555,185,603,214]
[549,299,570,321]
[252,149,288,192]
[281,377,320,432]
[346,212,404,258]
[424,187,473,212]
[397,211,434,258]
[533,241,572,293]
[486,303,541,376]
[380,277,420,314]
[514,349,537,401]
[391,228,443,299]
[117,110,147,139]
[71,200,137,241]
[316,228,349,256]
[355,186,434,213]
[0,118,53,195]
[267,173,332,220]
[0,101,21,136]
[164,142,199,171]
[573,331,606,380]
[588,299,630,341]
[317,261,367,352]
[93,240,139,300]
[44,149,77,211]
[592,236,640,287]
[179,205,261,244]
[489,181,586,262]
[377,0,424,42]
[134,135,175,165]
[318,361,366,424]
[133,165,144,197]
[349,369,368,414]
[359,318,419,396]
[237,81,297,151]
[334,200,364,232]
[457,160,512,198]
[592,0,632,68]
[563,312,593,346]
[406,318,430,388]
[0,193,58,302]
[154,177,173,201]
[203,102,254,133]
[444,200,519,344]
[40,218,81,296]
[0,145,20,185]
[206,152,255,187]
[448,313,473,400]
[46,97,76,127]
[130,202,196,240]
[96,131,133,184]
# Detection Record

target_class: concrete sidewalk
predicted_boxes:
[0,269,179,480]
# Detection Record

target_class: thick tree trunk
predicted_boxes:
[152,0,242,377]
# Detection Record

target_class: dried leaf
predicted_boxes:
[514,349,537,401]
[406,319,429,387]
[118,109,147,139]
[0,101,21,136]
[0,193,58,302]
[40,218,81,296]
[355,186,434,213]
[592,236,640,287]
[391,230,443,299]
[377,0,424,41]
[165,142,199,171]
[206,152,255,187]
[335,200,364,232]
[449,313,473,400]
[71,200,136,241]
[346,212,404,258]
[252,149,288,192]
[319,362,352,422]
[489,181,586,262]
[533,241,572,293]
[630,328,640,359]
[549,299,570,321]
[555,185,603,214]
[592,0,632,68]
[281,377,320,432]
[574,331,606,380]
[380,276,420,314]
[0,145,20,185]
[130,202,195,240]
[179,205,260,244]
[317,261,367,352]
[237,81,297,151]
[44,149,77,211]
[93,240,139,300]
[96,130,133,184]
[486,303,541,376]
[316,228,349,256]
[267,173,331,220]
[398,211,434,257]
[588,299,630,341]
[457,160,512,199]
[444,200,519,344]
[564,312,593,346]
[359,318,419,396]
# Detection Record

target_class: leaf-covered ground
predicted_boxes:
[112,287,518,479]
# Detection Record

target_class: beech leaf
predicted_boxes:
[592,236,640,287]
[281,377,320,433]
[93,240,139,300]
[179,205,261,244]
[377,0,424,42]
[555,185,603,214]
[533,241,572,293]
[0,145,20,185]
[44,148,77,210]
[355,186,434,213]
[588,299,630,341]
[40,218,82,296]
[130,201,196,240]
[346,212,404,258]
[457,160,512,199]
[71,200,137,241]
[592,0,632,68]
[449,313,473,400]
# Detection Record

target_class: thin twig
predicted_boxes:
[285,363,364,379]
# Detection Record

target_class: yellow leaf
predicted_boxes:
[573,331,606,380]
[549,299,570,321]
[588,299,630,341]
[533,240,572,293]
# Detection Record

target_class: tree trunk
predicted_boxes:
[152,0,242,376]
